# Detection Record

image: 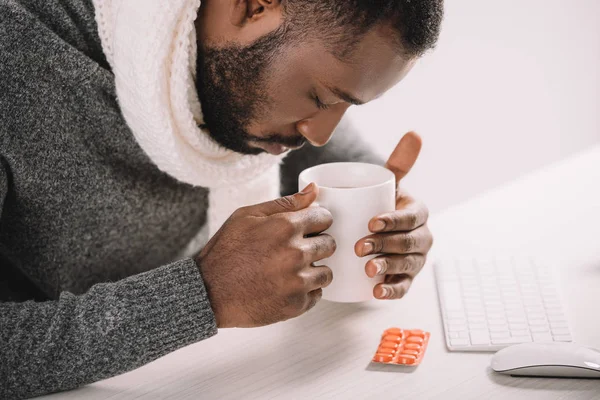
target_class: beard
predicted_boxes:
[195,28,306,155]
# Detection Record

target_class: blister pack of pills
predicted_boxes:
[372,328,430,366]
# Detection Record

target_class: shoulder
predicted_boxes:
[0,0,107,69]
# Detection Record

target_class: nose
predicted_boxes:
[296,103,350,147]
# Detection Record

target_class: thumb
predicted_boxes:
[250,182,319,216]
[385,131,422,184]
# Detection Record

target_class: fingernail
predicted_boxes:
[372,220,386,232]
[380,286,390,299]
[300,182,315,194]
[362,241,374,256]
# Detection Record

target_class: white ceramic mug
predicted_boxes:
[298,162,396,302]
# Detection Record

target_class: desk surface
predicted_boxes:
[42,147,600,400]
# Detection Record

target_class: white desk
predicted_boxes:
[42,147,600,400]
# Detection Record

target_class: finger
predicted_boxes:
[300,265,333,291]
[355,225,433,257]
[305,288,323,312]
[368,201,429,233]
[365,254,426,278]
[374,274,412,300]
[249,182,319,217]
[385,131,422,184]
[289,206,333,236]
[395,189,415,209]
[303,233,337,262]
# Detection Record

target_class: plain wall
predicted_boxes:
[346,0,600,213]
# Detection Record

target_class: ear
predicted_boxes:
[230,0,282,27]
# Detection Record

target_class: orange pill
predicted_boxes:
[384,328,404,336]
[396,356,417,365]
[409,329,425,337]
[407,336,424,344]
[373,353,394,363]
[401,349,419,356]
[405,343,421,350]
[379,341,400,350]
[383,334,402,343]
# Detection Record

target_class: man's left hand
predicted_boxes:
[354,132,433,300]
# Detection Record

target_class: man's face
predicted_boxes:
[195,2,416,156]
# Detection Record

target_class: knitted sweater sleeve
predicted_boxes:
[0,162,217,400]
[280,117,386,195]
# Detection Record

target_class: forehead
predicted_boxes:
[274,26,415,103]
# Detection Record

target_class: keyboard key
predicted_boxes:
[507,317,527,324]
[468,316,485,323]
[550,321,568,329]
[551,328,571,336]
[553,335,572,342]
[530,325,549,333]
[490,331,510,339]
[468,323,487,330]
[510,329,530,337]
[508,323,527,331]
[470,331,490,345]
[492,337,531,345]
[511,335,533,343]
[450,338,470,347]
[528,320,548,327]
[547,314,567,323]
[448,324,467,332]
[532,333,553,343]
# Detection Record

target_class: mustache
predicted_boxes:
[250,134,307,149]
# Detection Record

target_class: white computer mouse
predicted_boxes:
[491,342,600,378]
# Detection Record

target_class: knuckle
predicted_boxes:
[231,207,248,218]
[389,283,408,299]
[420,204,430,222]
[309,239,324,260]
[273,195,298,211]
[323,234,337,255]
[403,234,417,252]
[399,256,413,273]
[289,246,305,264]
[319,208,334,228]
[275,215,297,237]
[405,212,419,229]
[415,255,426,273]
[323,267,333,287]
[424,226,434,249]
[314,270,329,287]
[397,285,407,299]
[306,289,322,311]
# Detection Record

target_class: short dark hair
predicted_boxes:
[282,0,444,59]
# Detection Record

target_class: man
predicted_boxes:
[0,0,443,397]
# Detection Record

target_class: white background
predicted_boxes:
[347,0,600,213]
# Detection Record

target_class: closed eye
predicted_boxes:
[314,95,330,110]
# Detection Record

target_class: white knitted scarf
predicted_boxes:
[92,0,285,246]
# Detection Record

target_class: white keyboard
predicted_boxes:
[434,256,573,351]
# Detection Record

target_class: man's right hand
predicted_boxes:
[195,183,335,328]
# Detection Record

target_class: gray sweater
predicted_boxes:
[0,0,382,398]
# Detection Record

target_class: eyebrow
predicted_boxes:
[326,85,365,106]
